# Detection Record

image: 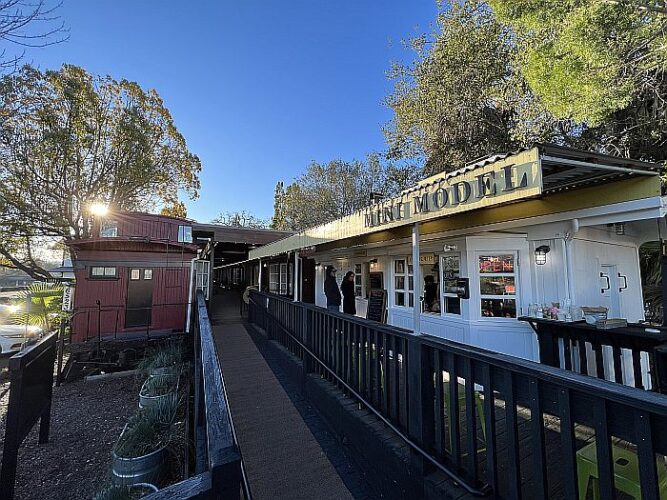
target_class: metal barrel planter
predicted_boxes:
[139,374,179,410]
[111,445,168,487]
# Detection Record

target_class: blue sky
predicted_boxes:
[29,1,438,223]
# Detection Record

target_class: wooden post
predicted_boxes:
[56,320,66,386]
[406,338,434,477]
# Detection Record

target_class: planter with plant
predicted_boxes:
[111,398,180,487]
[139,374,179,410]
[93,483,158,500]
[138,342,185,378]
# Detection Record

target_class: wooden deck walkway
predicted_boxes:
[210,292,370,500]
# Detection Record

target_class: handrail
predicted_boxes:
[249,289,667,499]
[248,295,488,496]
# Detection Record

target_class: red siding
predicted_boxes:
[70,266,192,342]
[109,213,188,241]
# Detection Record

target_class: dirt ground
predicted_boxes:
[0,374,138,500]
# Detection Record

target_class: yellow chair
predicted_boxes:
[576,441,667,499]
[444,383,486,446]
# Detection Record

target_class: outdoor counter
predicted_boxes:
[518,316,667,392]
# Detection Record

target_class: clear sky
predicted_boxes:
[28,1,438,223]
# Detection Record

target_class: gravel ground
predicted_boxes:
[0,374,139,500]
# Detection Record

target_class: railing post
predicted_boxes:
[303,307,313,374]
[406,338,435,478]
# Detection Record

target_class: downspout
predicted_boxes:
[564,218,580,304]
[185,257,197,333]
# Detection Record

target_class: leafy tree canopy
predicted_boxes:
[0,64,201,280]
[271,155,421,231]
[384,1,521,175]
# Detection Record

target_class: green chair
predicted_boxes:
[576,441,667,499]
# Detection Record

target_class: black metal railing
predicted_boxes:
[0,331,57,500]
[249,290,667,499]
[148,291,250,500]
[70,301,191,342]
[520,316,667,392]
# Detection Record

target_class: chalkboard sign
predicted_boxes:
[366,288,387,323]
[369,272,383,290]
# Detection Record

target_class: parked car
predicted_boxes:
[0,324,42,354]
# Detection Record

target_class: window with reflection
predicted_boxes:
[421,255,440,314]
[442,255,461,315]
[394,259,414,307]
[479,254,517,318]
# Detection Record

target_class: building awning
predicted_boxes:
[248,144,662,260]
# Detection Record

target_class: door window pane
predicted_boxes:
[393,258,414,308]
[131,269,140,280]
[481,299,516,318]
[479,255,515,274]
[480,276,516,296]
[144,269,153,280]
[442,255,461,315]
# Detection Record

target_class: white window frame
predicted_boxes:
[392,258,414,308]
[440,253,462,316]
[354,263,363,298]
[178,225,193,243]
[477,251,519,320]
[90,266,117,279]
[269,264,280,294]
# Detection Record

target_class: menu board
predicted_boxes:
[369,272,383,290]
[366,288,387,323]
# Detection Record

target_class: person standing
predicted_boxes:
[324,265,341,313]
[340,271,356,315]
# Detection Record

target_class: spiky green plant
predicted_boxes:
[114,396,180,459]
[137,342,184,380]
[9,282,64,330]
[141,375,178,398]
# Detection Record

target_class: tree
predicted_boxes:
[160,201,188,219]
[384,1,522,174]
[489,0,667,161]
[0,64,202,280]
[273,155,420,231]
[0,0,68,71]
[212,210,268,228]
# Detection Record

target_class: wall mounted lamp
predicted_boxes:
[535,245,550,266]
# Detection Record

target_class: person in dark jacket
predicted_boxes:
[324,265,341,313]
[423,275,438,312]
[340,271,356,315]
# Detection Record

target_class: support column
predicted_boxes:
[258,259,263,291]
[208,241,215,300]
[294,251,300,302]
[412,222,421,335]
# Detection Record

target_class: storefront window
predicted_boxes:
[421,256,440,314]
[269,264,280,293]
[394,259,414,307]
[479,254,517,318]
[354,263,362,297]
[280,263,288,295]
[442,255,461,315]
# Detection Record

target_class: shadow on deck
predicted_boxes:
[209,291,377,500]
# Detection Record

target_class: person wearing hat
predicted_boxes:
[324,265,341,313]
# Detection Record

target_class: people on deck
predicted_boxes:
[341,271,356,315]
[324,265,341,313]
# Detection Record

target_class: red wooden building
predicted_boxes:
[66,212,199,343]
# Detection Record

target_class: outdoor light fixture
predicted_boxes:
[535,245,550,265]
[89,202,109,217]
[615,223,625,235]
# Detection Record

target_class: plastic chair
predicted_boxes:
[576,441,667,499]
